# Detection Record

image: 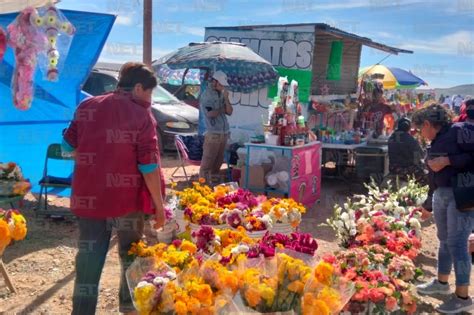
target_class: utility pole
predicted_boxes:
[143,0,152,66]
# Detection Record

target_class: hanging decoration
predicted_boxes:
[32,2,75,81]
[0,27,6,61]
[6,3,75,110]
[7,7,47,110]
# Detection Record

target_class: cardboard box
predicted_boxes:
[240,165,266,190]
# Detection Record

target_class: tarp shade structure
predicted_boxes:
[0,10,115,194]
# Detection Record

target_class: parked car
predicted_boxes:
[83,67,199,152]
[161,83,201,108]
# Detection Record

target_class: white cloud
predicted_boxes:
[255,0,424,17]
[400,30,474,57]
[180,26,205,37]
[99,44,173,63]
[115,15,134,26]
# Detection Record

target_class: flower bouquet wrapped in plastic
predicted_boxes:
[126,257,178,314]
[128,239,198,273]
[237,254,279,313]
[301,260,355,315]
[272,249,315,313]
[159,263,239,314]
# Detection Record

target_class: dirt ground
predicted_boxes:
[0,154,472,314]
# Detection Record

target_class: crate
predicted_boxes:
[355,146,389,181]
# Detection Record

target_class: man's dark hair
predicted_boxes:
[397,117,411,132]
[117,62,158,91]
[412,104,453,128]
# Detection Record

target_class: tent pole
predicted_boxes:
[143,0,152,66]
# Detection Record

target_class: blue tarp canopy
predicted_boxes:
[0,10,115,195]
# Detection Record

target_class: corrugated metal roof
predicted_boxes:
[205,23,412,55]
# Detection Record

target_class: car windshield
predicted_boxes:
[153,85,181,104]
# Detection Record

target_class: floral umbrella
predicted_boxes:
[153,64,202,86]
[153,41,278,93]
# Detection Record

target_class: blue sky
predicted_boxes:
[58,0,473,88]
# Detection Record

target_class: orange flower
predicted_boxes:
[195,284,213,305]
[287,280,305,294]
[403,302,417,314]
[244,287,261,307]
[0,220,11,249]
[313,261,334,286]
[175,300,188,315]
[180,240,197,254]
[198,177,206,184]
[311,299,330,315]
[386,296,398,312]
[368,288,385,303]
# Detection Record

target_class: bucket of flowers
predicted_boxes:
[0,162,31,197]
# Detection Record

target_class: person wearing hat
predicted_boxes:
[198,70,233,183]
[388,117,426,183]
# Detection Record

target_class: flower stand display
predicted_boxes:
[124,177,429,314]
[0,162,31,198]
[176,181,306,238]
[0,208,28,294]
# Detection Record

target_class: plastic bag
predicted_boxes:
[159,262,239,314]
[7,7,47,110]
[34,3,75,81]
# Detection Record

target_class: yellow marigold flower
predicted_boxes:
[195,284,213,305]
[222,272,239,293]
[10,213,27,241]
[312,299,330,315]
[259,284,275,306]
[302,294,330,315]
[317,286,342,310]
[314,261,334,286]
[175,300,188,315]
[134,283,156,314]
[180,240,197,254]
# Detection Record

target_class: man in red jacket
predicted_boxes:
[63,62,165,315]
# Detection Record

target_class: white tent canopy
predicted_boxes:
[0,0,59,13]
